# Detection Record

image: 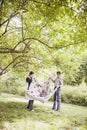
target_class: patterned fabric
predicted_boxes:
[25,78,58,103]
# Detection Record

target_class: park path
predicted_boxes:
[0,92,87,112]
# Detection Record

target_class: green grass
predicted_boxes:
[0,93,87,130]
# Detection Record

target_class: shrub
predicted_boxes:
[61,86,87,106]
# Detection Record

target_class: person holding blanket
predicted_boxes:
[26,71,35,111]
[50,71,63,111]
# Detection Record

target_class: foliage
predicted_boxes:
[0,0,87,86]
[61,86,87,106]
[0,72,26,95]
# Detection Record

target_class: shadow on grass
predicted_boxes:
[0,101,28,121]
[0,101,60,128]
[0,100,87,130]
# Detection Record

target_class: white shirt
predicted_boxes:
[53,77,63,87]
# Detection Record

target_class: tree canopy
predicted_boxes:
[0,0,87,85]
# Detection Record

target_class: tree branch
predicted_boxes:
[0,55,23,76]
[0,17,10,38]
[0,11,19,27]
[54,41,87,50]
[0,38,86,54]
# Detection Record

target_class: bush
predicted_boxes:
[61,86,87,106]
[49,85,87,106]
[0,75,26,96]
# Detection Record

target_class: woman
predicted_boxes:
[26,71,35,111]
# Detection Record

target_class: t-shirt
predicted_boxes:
[26,77,32,90]
[54,77,63,88]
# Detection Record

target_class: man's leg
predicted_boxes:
[52,91,56,109]
[57,88,61,111]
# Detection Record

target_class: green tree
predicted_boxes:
[0,0,87,83]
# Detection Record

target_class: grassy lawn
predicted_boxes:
[0,93,87,130]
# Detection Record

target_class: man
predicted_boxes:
[50,71,63,111]
[26,71,34,111]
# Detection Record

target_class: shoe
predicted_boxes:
[30,109,34,112]
[56,109,60,111]
[27,107,29,109]
[52,108,55,110]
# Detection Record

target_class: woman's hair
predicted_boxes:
[29,71,34,76]
[57,71,61,74]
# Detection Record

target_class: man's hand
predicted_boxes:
[49,77,55,82]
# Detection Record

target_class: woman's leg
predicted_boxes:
[27,100,31,109]
[29,100,34,110]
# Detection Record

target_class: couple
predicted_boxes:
[26,71,63,112]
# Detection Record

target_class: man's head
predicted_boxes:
[56,71,61,77]
[29,71,34,78]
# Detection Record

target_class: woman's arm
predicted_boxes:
[33,77,42,87]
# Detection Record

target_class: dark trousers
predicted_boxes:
[27,100,34,110]
[53,87,61,110]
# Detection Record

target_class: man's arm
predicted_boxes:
[49,77,55,83]
[59,78,63,87]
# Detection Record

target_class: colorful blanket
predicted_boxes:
[25,78,57,103]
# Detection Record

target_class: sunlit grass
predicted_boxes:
[0,93,87,130]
